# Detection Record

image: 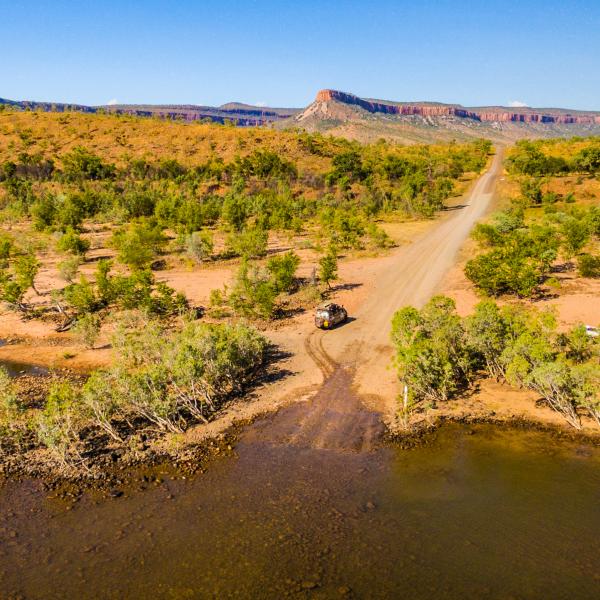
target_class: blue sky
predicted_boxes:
[3,1,600,110]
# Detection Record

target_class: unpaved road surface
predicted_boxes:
[272,150,503,447]
[192,152,502,447]
[323,151,503,402]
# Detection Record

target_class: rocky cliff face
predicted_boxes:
[313,89,600,125]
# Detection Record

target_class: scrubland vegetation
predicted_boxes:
[466,138,600,298]
[392,296,599,430]
[0,109,491,472]
[394,137,600,431]
[1,317,266,468]
[0,110,490,324]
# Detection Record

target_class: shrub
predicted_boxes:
[0,234,13,261]
[57,227,90,256]
[229,260,277,319]
[0,253,40,309]
[577,254,600,278]
[465,226,558,297]
[267,251,300,293]
[73,313,101,348]
[0,367,22,424]
[63,276,98,314]
[560,217,590,259]
[186,230,214,263]
[110,220,167,270]
[57,255,82,283]
[61,147,115,181]
[225,226,268,258]
[31,194,57,230]
[391,296,477,405]
[36,382,83,466]
[366,223,394,249]
[319,247,338,288]
[393,297,600,429]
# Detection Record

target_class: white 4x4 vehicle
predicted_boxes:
[314,302,348,329]
[585,325,599,338]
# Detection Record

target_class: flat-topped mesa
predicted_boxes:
[314,89,600,125]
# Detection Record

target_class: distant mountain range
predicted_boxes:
[0,97,300,126]
[3,90,600,144]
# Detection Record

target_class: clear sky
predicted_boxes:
[3,0,600,110]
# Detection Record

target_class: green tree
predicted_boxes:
[391,296,476,406]
[319,247,338,289]
[577,254,600,278]
[225,226,268,259]
[110,220,166,270]
[267,251,300,293]
[57,227,90,256]
[61,146,115,181]
[229,259,277,320]
[560,217,590,259]
[73,313,101,349]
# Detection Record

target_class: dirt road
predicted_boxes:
[276,150,504,445]
[193,151,502,447]
[320,150,502,408]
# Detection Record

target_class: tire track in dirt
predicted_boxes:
[245,151,502,452]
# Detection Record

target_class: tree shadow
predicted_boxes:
[328,282,363,293]
[442,204,468,211]
[550,261,575,274]
[253,344,295,386]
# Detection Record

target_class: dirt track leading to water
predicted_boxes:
[293,150,503,439]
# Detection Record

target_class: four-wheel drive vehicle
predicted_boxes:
[315,302,347,329]
[585,325,599,338]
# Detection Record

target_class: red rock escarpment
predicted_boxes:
[315,89,600,125]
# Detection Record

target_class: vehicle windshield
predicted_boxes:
[316,310,330,318]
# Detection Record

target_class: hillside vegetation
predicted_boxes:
[393,137,600,431]
[0,109,491,473]
[0,109,490,321]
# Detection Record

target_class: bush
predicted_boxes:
[225,226,268,258]
[267,251,300,293]
[366,223,394,249]
[57,255,82,283]
[73,313,101,348]
[391,296,477,405]
[577,254,600,278]
[110,220,167,270]
[0,252,40,309]
[319,247,338,288]
[560,217,590,258]
[63,276,98,314]
[37,319,268,459]
[392,297,600,429]
[31,194,57,230]
[36,382,82,466]
[57,227,90,256]
[186,230,214,263]
[61,147,115,181]
[465,225,558,297]
[0,234,13,262]
[229,260,277,320]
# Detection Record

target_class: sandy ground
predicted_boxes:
[2,148,598,439]
[188,152,506,442]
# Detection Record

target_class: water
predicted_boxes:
[2,422,600,599]
[0,339,49,377]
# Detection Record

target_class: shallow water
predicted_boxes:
[0,359,48,378]
[2,420,600,599]
[0,340,49,377]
